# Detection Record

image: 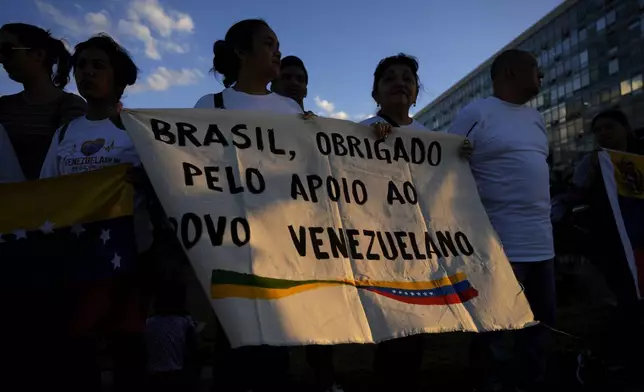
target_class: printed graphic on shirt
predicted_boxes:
[63,137,126,173]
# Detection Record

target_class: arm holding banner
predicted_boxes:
[0,124,24,183]
[39,127,62,179]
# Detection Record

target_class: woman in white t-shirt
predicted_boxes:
[360,54,428,134]
[194,19,302,115]
[195,19,302,392]
[0,124,24,183]
[39,34,150,392]
[362,54,472,161]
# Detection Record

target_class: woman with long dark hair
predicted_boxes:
[0,23,86,179]
[40,34,151,392]
[195,19,305,392]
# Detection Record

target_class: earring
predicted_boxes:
[413,102,416,107]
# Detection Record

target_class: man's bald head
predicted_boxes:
[490,49,542,104]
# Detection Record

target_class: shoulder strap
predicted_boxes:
[58,122,70,144]
[376,112,400,128]
[213,92,225,109]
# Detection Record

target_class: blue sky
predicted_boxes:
[1,0,562,120]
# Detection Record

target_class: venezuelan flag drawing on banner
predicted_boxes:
[211,269,479,305]
[0,165,137,289]
[600,150,644,299]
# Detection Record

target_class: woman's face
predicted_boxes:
[239,25,281,82]
[375,64,418,111]
[593,117,629,151]
[0,30,40,84]
[74,48,116,102]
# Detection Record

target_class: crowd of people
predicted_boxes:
[0,17,642,392]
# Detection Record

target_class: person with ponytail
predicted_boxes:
[194,19,302,114]
[195,18,303,392]
[39,34,150,392]
[0,23,86,180]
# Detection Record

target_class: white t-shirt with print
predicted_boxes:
[194,87,303,114]
[40,116,153,252]
[447,96,553,262]
[0,124,25,183]
[360,115,429,131]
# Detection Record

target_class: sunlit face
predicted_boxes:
[593,117,630,151]
[374,64,418,110]
[272,65,307,103]
[74,48,116,102]
[238,25,281,83]
[0,30,39,84]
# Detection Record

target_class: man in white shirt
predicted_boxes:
[447,49,554,392]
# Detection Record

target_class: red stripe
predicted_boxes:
[364,287,479,305]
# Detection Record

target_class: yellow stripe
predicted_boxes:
[0,165,134,233]
[211,282,340,299]
[609,150,644,200]
[354,272,467,290]
[211,273,468,299]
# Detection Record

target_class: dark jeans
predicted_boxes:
[305,345,336,391]
[211,317,290,392]
[373,334,425,392]
[470,259,556,390]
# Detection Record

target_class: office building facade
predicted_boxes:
[415,0,644,172]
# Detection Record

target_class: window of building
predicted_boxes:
[633,74,643,92]
[571,30,578,46]
[563,38,570,54]
[606,9,616,26]
[601,88,611,103]
[608,46,618,56]
[579,27,587,42]
[537,94,544,108]
[609,58,619,75]
[560,125,568,144]
[566,81,573,97]
[621,79,632,95]
[557,63,564,77]
[558,85,566,99]
[558,103,566,122]
[597,16,606,31]
[581,71,590,87]
[580,50,589,67]
[551,88,558,102]
[573,74,581,91]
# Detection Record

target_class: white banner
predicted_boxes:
[122,109,534,347]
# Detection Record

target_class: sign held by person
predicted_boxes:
[121,109,534,347]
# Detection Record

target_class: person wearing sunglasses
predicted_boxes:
[0,23,86,180]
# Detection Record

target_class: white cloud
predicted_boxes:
[129,66,204,93]
[117,19,160,60]
[314,96,335,113]
[128,0,194,37]
[353,113,374,121]
[35,0,195,60]
[314,96,359,121]
[35,0,83,36]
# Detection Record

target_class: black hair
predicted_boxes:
[211,19,269,88]
[72,34,138,100]
[591,108,643,153]
[1,23,72,89]
[281,55,308,83]
[591,108,631,131]
[490,49,532,82]
[371,53,420,102]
